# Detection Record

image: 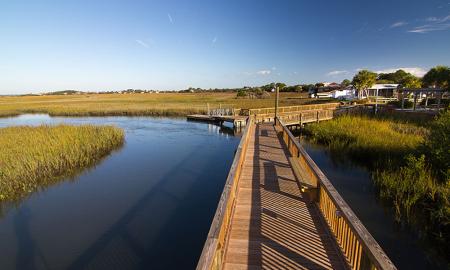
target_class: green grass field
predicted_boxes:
[0,92,331,117]
[0,124,124,203]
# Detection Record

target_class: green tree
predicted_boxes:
[423,66,450,89]
[401,74,422,88]
[275,82,286,90]
[341,79,351,87]
[378,69,409,83]
[352,70,377,99]
[294,85,303,92]
[376,79,395,84]
[236,89,247,97]
[261,83,276,92]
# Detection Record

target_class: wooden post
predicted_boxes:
[207,103,210,115]
[275,86,279,121]
[316,111,320,122]
[437,92,442,110]
[413,93,417,111]
[401,91,405,110]
[299,112,303,126]
[375,88,379,114]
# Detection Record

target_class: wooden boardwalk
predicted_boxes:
[223,123,348,269]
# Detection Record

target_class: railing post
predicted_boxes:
[275,86,279,121]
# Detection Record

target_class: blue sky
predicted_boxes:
[1,0,449,94]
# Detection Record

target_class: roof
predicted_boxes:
[369,84,399,89]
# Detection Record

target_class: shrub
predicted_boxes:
[387,99,413,108]
[425,110,450,183]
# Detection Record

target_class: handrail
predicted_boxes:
[274,117,396,270]
[196,117,254,270]
[246,103,340,116]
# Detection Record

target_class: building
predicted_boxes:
[365,84,399,98]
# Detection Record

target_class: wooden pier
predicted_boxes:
[187,114,248,128]
[197,117,396,270]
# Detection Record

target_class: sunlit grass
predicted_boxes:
[304,115,426,162]
[0,124,124,203]
[0,92,331,117]
[305,114,449,256]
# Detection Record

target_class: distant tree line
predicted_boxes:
[40,66,449,98]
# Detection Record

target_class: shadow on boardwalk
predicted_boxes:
[224,123,348,269]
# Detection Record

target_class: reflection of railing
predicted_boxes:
[274,117,396,270]
[196,117,253,270]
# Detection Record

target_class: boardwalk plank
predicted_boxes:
[223,123,349,270]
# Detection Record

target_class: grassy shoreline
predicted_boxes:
[303,115,426,164]
[0,124,124,203]
[304,114,449,258]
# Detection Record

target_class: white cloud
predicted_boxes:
[390,21,408,28]
[168,13,173,24]
[135,39,149,48]
[408,14,450,33]
[271,67,277,70]
[327,70,348,76]
[256,70,271,75]
[376,67,427,77]
[426,17,439,22]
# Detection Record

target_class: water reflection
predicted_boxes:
[0,115,240,269]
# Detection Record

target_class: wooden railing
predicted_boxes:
[274,117,396,270]
[196,117,253,270]
[277,109,335,125]
[244,103,340,116]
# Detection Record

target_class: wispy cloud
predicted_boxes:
[135,39,149,48]
[390,21,408,28]
[376,67,427,77]
[168,13,173,24]
[256,70,271,75]
[212,36,217,44]
[327,70,348,76]
[408,14,450,33]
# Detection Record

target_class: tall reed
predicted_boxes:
[0,124,124,203]
[304,114,449,258]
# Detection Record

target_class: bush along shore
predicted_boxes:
[0,124,124,204]
[304,112,450,258]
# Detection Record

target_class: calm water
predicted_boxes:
[0,115,240,270]
[301,139,447,270]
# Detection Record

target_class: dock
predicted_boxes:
[187,114,248,128]
[197,117,396,270]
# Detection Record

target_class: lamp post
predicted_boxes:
[274,86,279,122]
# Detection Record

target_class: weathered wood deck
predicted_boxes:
[223,123,348,269]
[197,117,396,270]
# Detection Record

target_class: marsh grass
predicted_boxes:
[0,92,331,117]
[303,115,426,164]
[305,114,449,257]
[0,124,124,203]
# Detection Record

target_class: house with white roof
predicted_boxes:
[365,84,399,98]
